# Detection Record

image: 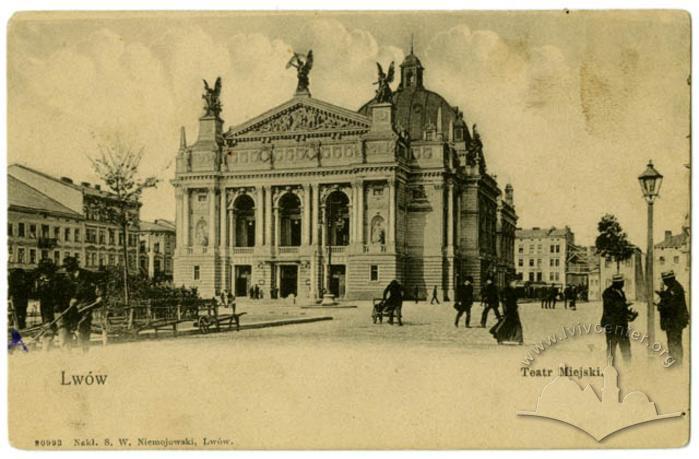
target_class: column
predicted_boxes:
[447,182,454,249]
[255,190,263,247]
[208,186,216,250]
[321,205,328,248]
[274,207,281,247]
[446,181,455,301]
[182,188,190,249]
[356,181,364,245]
[230,209,236,248]
[175,188,184,251]
[303,184,311,246]
[312,184,320,247]
[264,186,273,246]
[388,179,396,246]
[350,183,358,244]
[219,189,227,249]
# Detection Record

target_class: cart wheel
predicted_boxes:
[198,316,211,334]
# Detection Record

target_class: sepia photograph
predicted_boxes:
[4,8,692,450]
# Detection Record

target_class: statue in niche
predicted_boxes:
[370,215,386,244]
[195,217,209,246]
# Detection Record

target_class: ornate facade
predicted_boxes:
[172,51,517,300]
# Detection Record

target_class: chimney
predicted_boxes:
[532,226,540,231]
[60,177,73,184]
[81,181,90,187]
[665,230,672,241]
[94,184,101,191]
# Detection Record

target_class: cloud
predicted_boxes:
[8,16,689,245]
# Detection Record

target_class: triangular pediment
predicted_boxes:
[225,96,371,141]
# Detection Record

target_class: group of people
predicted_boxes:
[248,285,264,300]
[8,257,101,351]
[540,284,578,310]
[453,276,523,344]
[216,289,236,313]
[602,270,689,365]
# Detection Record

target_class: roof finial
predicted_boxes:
[410,33,414,55]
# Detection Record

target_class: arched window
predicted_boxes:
[326,191,350,246]
[234,194,255,247]
[279,193,302,247]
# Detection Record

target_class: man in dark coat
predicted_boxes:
[62,256,98,351]
[601,274,633,363]
[480,278,502,327]
[382,279,404,326]
[657,271,689,365]
[454,276,474,327]
[35,259,60,331]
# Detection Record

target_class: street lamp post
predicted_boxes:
[638,160,663,355]
[321,202,337,306]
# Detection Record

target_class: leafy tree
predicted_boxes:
[595,214,634,273]
[89,136,159,313]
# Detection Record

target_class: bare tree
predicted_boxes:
[89,136,159,315]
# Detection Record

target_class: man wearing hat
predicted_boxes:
[35,259,60,331]
[657,270,689,365]
[480,277,502,328]
[59,256,98,350]
[454,276,474,327]
[601,274,633,363]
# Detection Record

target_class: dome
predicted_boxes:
[358,51,469,142]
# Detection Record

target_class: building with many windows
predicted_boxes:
[515,226,576,286]
[654,228,690,292]
[172,50,517,300]
[8,164,141,272]
[139,219,176,281]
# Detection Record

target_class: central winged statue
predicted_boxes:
[374,61,395,103]
[286,50,314,94]
[202,77,222,117]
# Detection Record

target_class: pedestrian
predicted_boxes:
[382,279,404,326]
[62,256,98,352]
[8,268,30,330]
[550,285,558,309]
[656,271,689,365]
[228,290,237,315]
[35,259,60,340]
[569,285,577,311]
[490,277,523,344]
[430,285,440,305]
[563,285,571,309]
[219,289,229,308]
[454,276,474,327]
[601,274,636,364]
[480,277,502,327]
[540,287,548,309]
[414,285,419,304]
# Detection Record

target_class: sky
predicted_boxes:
[7,11,690,246]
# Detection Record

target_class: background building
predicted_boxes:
[515,226,575,286]
[173,50,517,300]
[8,164,141,272]
[598,246,645,301]
[139,219,176,281]
[8,175,85,269]
[654,227,690,293]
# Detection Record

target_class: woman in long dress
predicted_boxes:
[490,279,524,344]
